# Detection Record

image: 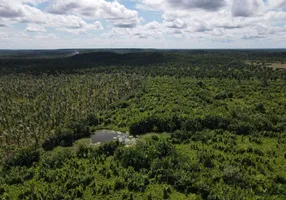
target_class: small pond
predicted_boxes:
[91,130,136,145]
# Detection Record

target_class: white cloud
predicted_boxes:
[0,1,24,18]
[167,0,227,11]
[1,0,286,48]
[103,21,165,40]
[26,24,46,32]
[165,19,188,29]
[0,0,137,33]
[232,0,265,17]
[57,21,103,34]
[47,0,139,28]
[267,0,286,10]
[134,0,286,42]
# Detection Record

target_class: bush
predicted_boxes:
[85,114,101,126]
[181,119,202,132]
[252,114,274,131]
[255,103,266,113]
[98,140,121,157]
[214,91,233,100]
[42,128,74,150]
[149,156,182,184]
[4,148,40,169]
[115,147,150,171]
[76,144,91,158]
[0,187,4,195]
[129,115,182,135]
[129,118,155,135]
[198,152,215,168]
[124,167,149,192]
[231,121,253,135]
[201,115,230,130]
[115,138,176,171]
[67,122,91,139]
[41,147,74,169]
[170,130,191,144]
[114,178,126,190]
[4,166,34,185]
[42,123,91,150]
[223,165,244,186]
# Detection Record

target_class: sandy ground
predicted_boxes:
[267,63,286,69]
[245,60,286,70]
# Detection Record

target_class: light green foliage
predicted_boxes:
[105,77,286,135]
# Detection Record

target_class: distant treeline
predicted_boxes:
[0,52,286,80]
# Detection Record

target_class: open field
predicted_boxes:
[267,62,286,69]
[245,60,286,70]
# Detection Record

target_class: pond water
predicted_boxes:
[91,130,136,145]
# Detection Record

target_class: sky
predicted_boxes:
[0,0,286,49]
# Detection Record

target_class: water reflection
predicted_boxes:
[91,130,136,145]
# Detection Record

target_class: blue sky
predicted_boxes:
[0,0,286,49]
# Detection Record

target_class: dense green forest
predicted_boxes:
[0,51,286,199]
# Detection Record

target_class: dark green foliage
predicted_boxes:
[170,130,191,144]
[85,114,101,126]
[98,140,121,157]
[0,187,4,195]
[3,167,34,185]
[214,91,233,100]
[42,128,74,150]
[163,187,171,199]
[129,115,181,135]
[42,123,90,150]
[41,147,74,168]
[67,121,91,139]
[232,121,252,135]
[124,167,149,192]
[4,148,40,169]
[115,138,175,171]
[113,178,125,190]
[255,103,266,113]
[201,115,230,130]
[181,119,203,132]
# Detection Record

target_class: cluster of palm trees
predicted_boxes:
[0,73,142,149]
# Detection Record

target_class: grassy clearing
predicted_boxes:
[267,63,286,69]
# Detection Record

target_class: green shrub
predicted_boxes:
[231,121,253,135]
[98,140,121,157]
[41,147,74,169]
[115,138,175,171]
[42,123,91,150]
[114,178,126,190]
[201,115,230,130]
[170,130,192,144]
[214,91,233,100]
[124,167,149,192]
[4,148,40,169]
[42,128,74,150]
[181,119,202,132]
[67,122,91,139]
[0,186,4,195]
[85,114,101,126]
[129,115,181,135]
